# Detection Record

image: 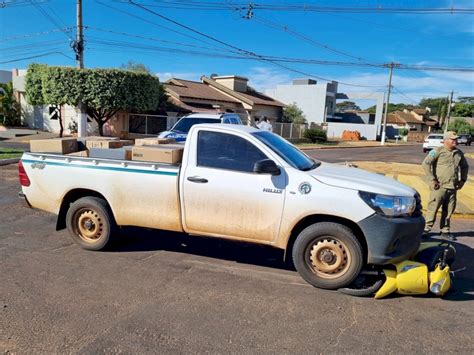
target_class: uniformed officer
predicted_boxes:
[422,131,469,241]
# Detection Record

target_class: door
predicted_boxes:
[182,130,286,242]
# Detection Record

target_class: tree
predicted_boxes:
[0,81,21,126]
[25,64,161,136]
[336,101,360,112]
[366,103,415,114]
[447,118,473,135]
[120,60,151,74]
[419,97,447,116]
[452,102,474,117]
[457,96,474,105]
[282,102,306,124]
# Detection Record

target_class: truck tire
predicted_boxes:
[292,222,363,289]
[66,197,115,251]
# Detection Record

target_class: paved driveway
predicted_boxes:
[1,164,473,353]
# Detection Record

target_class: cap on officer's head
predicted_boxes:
[444,131,459,140]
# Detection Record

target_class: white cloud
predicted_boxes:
[243,67,291,91]
[336,70,474,104]
[155,72,201,82]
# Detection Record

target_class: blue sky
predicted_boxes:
[1,0,473,109]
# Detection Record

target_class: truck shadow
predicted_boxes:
[110,227,294,271]
[109,228,473,300]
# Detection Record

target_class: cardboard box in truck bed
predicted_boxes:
[30,138,78,154]
[135,137,176,146]
[132,144,184,164]
[89,147,133,160]
[86,139,133,149]
[67,150,89,157]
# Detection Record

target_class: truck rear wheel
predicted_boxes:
[292,222,363,289]
[66,197,115,250]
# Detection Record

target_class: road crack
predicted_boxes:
[330,301,358,348]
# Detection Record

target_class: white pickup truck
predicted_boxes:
[19,124,424,289]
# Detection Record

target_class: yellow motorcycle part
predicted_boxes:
[374,269,397,299]
[374,261,428,299]
[396,261,429,295]
[429,264,451,296]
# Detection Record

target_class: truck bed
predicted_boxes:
[21,152,184,232]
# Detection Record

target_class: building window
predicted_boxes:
[128,114,167,134]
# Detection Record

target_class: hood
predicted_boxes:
[158,131,187,142]
[309,162,416,197]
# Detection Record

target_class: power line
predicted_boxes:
[0,27,75,42]
[94,0,224,49]
[84,26,241,54]
[0,51,74,64]
[0,0,49,7]
[29,0,74,41]
[392,86,419,105]
[116,1,474,14]
[127,0,385,88]
[244,14,377,64]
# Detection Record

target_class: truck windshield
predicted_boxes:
[172,118,220,133]
[252,131,320,171]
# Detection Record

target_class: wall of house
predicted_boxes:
[252,105,282,124]
[265,83,330,124]
[326,122,380,140]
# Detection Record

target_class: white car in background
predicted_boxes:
[422,134,444,153]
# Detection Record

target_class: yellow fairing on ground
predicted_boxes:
[429,264,451,296]
[375,261,429,299]
[374,269,397,299]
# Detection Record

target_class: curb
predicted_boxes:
[0,158,20,166]
[298,143,420,150]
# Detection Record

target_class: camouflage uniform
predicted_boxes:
[422,146,469,233]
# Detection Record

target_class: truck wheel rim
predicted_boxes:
[308,238,351,279]
[75,209,103,242]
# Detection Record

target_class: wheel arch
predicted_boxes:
[56,189,110,231]
[284,214,368,263]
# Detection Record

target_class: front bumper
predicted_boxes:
[358,213,425,265]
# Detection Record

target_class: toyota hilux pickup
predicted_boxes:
[18,124,424,290]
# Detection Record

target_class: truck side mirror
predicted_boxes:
[253,159,280,176]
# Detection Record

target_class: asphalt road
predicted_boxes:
[1,160,474,353]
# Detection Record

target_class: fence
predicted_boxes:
[273,123,307,140]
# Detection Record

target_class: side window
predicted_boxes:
[197,131,268,172]
[223,118,231,124]
[230,117,239,124]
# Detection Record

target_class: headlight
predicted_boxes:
[359,191,416,217]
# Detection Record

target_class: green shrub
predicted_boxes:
[398,128,409,136]
[304,128,327,143]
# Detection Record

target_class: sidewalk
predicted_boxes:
[297,140,418,150]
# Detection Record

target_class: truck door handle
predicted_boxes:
[187,176,208,183]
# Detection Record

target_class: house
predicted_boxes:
[265,79,338,124]
[11,69,82,134]
[386,109,438,138]
[164,75,284,125]
[265,79,385,140]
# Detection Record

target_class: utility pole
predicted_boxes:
[381,63,396,145]
[444,90,454,133]
[76,0,87,137]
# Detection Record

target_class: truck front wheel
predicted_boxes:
[292,222,363,289]
[66,197,115,250]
